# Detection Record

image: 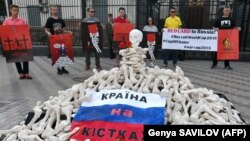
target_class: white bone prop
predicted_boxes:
[58,127,80,141]
[5,133,17,141]
[27,106,43,128]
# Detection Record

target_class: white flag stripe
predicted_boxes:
[81,89,166,108]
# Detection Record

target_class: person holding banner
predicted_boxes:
[163,7,182,67]
[143,17,159,67]
[2,4,32,79]
[45,5,73,75]
[211,6,241,70]
[82,7,103,71]
[114,7,130,67]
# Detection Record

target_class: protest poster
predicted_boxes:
[113,23,134,53]
[217,29,239,60]
[162,28,218,51]
[141,32,159,60]
[71,121,144,141]
[0,25,33,63]
[49,34,74,66]
[82,22,103,53]
[70,89,166,140]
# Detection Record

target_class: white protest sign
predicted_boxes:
[162,28,218,51]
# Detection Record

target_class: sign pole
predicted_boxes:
[5,0,9,17]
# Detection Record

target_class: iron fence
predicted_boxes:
[83,0,250,51]
[1,0,250,51]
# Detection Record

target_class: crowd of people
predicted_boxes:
[1,4,241,80]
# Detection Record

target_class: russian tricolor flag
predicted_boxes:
[71,89,166,141]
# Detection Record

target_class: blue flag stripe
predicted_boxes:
[73,104,165,125]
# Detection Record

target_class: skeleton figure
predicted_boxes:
[147,40,155,60]
[129,29,143,48]
[89,32,102,53]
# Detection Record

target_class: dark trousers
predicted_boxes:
[212,52,230,67]
[163,49,178,65]
[108,36,115,59]
[15,62,29,74]
[85,50,100,66]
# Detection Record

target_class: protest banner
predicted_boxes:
[162,28,218,51]
[0,25,33,63]
[113,23,134,52]
[49,34,74,66]
[71,89,166,140]
[82,22,103,53]
[140,32,159,59]
[217,29,239,60]
[71,121,144,141]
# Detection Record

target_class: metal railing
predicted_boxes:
[1,0,249,51]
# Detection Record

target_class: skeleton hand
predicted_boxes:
[90,33,102,53]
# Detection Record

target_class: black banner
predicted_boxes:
[140,32,159,59]
[81,22,103,52]
[144,125,249,141]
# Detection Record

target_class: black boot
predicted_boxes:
[57,68,63,75]
[61,67,69,73]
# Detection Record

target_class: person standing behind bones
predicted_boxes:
[211,5,241,70]
[143,17,159,67]
[163,7,182,67]
[106,13,115,59]
[3,4,32,79]
[45,5,72,75]
[113,7,130,67]
[82,7,102,71]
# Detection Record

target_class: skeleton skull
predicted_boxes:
[129,29,143,47]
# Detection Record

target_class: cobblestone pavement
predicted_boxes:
[0,56,249,129]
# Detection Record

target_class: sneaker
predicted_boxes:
[25,74,32,79]
[19,74,25,80]
[85,66,90,71]
[61,67,69,74]
[225,66,233,70]
[57,68,63,75]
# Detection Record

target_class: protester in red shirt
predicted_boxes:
[113,7,130,67]
[3,4,32,79]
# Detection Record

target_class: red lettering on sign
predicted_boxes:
[123,109,133,117]
[70,121,143,141]
[111,108,122,115]
[111,108,133,117]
